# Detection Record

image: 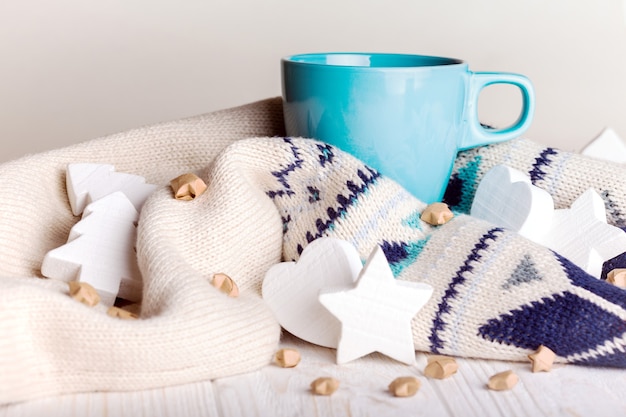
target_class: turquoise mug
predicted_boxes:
[281,52,535,204]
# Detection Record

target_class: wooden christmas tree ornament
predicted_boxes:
[41,192,142,306]
[66,163,157,215]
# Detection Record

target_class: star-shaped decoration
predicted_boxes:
[528,345,556,373]
[318,245,433,365]
[537,189,626,278]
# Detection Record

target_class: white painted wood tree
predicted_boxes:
[66,163,157,215]
[41,192,141,306]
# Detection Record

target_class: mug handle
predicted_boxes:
[459,72,536,150]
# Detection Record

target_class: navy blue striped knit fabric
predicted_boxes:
[261,136,626,367]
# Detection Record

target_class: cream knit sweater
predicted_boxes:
[0,98,286,404]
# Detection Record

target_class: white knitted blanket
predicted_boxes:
[0,98,286,404]
[3,97,626,404]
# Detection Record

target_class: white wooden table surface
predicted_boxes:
[2,332,626,417]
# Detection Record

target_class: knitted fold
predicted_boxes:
[0,98,286,404]
[446,139,626,227]
[241,136,626,367]
[3,97,626,405]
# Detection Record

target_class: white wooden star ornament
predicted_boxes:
[538,188,626,278]
[470,165,626,279]
[318,245,433,365]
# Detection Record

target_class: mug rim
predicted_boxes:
[282,52,465,69]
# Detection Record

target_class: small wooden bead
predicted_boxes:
[487,370,519,391]
[388,376,421,397]
[107,306,138,320]
[528,345,556,373]
[607,268,626,288]
[310,377,339,395]
[424,355,458,379]
[275,348,301,368]
[421,203,454,226]
[211,273,239,297]
[68,281,100,307]
[170,173,207,201]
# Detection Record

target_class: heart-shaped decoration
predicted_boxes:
[262,237,362,348]
[470,164,554,242]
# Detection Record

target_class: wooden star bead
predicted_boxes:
[170,173,207,201]
[275,348,301,368]
[424,355,458,379]
[420,202,454,225]
[107,306,138,320]
[487,370,518,391]
[211,273,239,297]
[607,268,626,288]
[528,345,556,373]
[310,377,339,396]
[388,376,421,397]
[68,281,100,307]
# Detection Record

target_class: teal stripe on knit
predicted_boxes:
[389,236,431,277]
[401,210,423,231]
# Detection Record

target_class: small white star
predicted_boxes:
[318,245,433,365]
[538,188,626,278]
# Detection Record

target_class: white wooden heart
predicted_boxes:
[470,164,554,242]
[41,191,141,306]
[262,237,362,349]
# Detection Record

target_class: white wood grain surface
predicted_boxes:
[3,332,626,417]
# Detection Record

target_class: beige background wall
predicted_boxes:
[1,0,625,162]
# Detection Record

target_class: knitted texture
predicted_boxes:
[0,98,286,404]
[243,136,626,367]
[445,139,626,227]
[3,97,626,405]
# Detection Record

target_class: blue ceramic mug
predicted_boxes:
[281,52,535,204]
